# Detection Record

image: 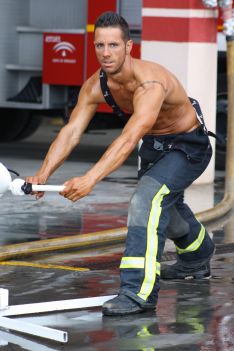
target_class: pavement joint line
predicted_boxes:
[0,261,89,272]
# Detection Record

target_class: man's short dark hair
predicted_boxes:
[94,12,130,41]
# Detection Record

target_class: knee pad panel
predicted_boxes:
[128,176,163,227]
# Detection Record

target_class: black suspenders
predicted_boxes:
[99,69,128,118]
[189,97,218,140]
[189,97,208,135]
[99,70,217,140]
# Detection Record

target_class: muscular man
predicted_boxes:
[26,12,215,316]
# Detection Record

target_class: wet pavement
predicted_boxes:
[0,251,233,350]
[0,118,234,350]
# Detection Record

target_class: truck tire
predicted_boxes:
[0,109,29,142]
[14,114,41,141]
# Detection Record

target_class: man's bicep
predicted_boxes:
[134,86,164,123]
[69,77,102,127]
[121,88,165,143]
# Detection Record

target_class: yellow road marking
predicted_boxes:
[0,261,89,272]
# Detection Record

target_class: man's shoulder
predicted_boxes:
[80,69,104,103]
[134,58,165,71]
[133,58,170,84]
[84,69,101,88]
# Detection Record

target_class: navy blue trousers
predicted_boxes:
[119,125,215,307]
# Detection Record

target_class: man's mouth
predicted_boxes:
[103,61,113,66]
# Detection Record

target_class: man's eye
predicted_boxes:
[110,43,118,48]
[95,43,103,49]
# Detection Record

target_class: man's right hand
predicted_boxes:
[25,175,48,199]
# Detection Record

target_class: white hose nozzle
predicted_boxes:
[9,178,25,196]
[0,162,65,197]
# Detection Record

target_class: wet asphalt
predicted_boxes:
[0,118,233,350]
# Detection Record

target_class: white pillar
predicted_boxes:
[141,0,218,184]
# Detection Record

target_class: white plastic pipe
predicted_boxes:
[0,317,68,343]
[31,185,65,192]
[0,295,117,317]
[0,289,8,310]
[0,330,59,351]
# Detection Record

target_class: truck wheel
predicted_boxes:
[215,92,227,170]
[14,114,41,141]
[0,109,29,142]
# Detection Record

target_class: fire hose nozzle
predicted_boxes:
[0,162,65,197]
[21,182,33,195]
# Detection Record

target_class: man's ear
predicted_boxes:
[126,40,133,54]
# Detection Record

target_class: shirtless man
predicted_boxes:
[26,12,215,316]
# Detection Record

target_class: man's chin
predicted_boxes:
[102,66,114,73]
[102,66,121,75]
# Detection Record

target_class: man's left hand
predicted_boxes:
[60,175,95,202]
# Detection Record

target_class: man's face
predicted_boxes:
[94,27,130,74]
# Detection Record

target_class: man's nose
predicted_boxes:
[103,45,110,56]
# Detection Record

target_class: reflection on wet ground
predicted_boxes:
[0,181,132,246]
[0,123,233,350]
[0,252,233,350]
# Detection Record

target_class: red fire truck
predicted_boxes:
[0,0,141,143]
[0,0,229,170]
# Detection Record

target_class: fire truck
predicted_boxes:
[0,0,141,143]
[0,0,229,169]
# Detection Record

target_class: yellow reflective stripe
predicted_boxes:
[138,185,170,301]
[86,24,95,32]
[176,224,206,254]
[137,326,153,337]
[120,257,144,269]
[120,258,161,274]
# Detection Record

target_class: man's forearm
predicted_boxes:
[36,125,80,180]
[85,133,136,184]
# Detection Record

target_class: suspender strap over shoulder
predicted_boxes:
[99,69,128,118]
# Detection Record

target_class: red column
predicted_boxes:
[141,0,218,184]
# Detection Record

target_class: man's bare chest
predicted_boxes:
[108,85,134,113]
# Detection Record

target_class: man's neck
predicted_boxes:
[107,56,134,85]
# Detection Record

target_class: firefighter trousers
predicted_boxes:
[119,125,215,308]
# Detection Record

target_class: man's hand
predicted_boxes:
[60,174,96,202]
[25,175,48,199]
